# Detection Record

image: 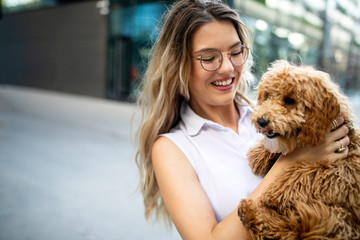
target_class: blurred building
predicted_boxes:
[238,0,360,93]
[0,0,108,98]
[0,0,359,101]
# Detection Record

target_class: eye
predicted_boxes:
[259,92,269,102]
[201,56,215,63]
[284,96,296,105]
[231,49,242,56]
[201,50,220,63]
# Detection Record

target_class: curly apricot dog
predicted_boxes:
[238,60,360,239]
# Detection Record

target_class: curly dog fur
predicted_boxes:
[238,60,360,239]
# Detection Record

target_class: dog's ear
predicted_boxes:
[297,71,340,147]
[256,81,268,105]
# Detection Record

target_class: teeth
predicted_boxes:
[213,79,232,86]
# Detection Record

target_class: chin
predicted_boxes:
[262,135,297,155]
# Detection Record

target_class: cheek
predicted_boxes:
[190,60,212,84]
[233,65,244,85]
[235,64,245,72]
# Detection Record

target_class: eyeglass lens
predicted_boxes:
[200,45,248,71]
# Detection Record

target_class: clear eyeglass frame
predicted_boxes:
[193,44,249,72]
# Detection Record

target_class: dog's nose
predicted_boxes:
[257,117,269,128]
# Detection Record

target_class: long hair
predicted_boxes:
[135,0,254,225]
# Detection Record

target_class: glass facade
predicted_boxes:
[234,0,360,92]
[246,17,322,83]
[107,0,168,100]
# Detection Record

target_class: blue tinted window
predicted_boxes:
[109,2,165,41]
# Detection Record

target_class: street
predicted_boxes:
[0,85,359,240]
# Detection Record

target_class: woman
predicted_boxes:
[135,0,350,239]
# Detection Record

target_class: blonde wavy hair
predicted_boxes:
[135,0,255,225]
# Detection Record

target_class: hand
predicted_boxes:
[281,116,350,163]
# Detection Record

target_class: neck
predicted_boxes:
[189,99,240,133]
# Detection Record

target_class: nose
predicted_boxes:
[257,117,269,128]
[217,55,234,74]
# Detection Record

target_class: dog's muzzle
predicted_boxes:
[257,117,269,128]
[257,117,280,139]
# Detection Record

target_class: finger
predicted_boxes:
[341,135,350,147]
[326,125,349,143]
[330,147,349,161]
[330,135,350,153]
[330,116,344,131]
[334,116,344,126]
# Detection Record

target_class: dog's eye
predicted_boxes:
[284,97,296,105]
[263,92,270,100]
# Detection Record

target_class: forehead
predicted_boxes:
[191,20,240,51]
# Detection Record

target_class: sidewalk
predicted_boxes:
[0,85,181,240]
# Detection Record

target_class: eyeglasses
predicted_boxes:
[193,45,249,72]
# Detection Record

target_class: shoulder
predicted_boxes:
[152,135,181,157]
[152,136,190,170]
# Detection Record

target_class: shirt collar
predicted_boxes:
[180,97,254,136]
[180,101,208,136]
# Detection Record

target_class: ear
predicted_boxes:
[297,71,340,146]
[256,81,267,104]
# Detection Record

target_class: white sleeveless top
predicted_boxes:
[162,100,263,222]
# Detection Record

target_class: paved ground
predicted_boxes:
[0,85,359,240]
[0,85,181,240]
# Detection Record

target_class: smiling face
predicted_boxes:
[188,20,245,111]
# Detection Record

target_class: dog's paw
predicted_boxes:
[238,199,257,228]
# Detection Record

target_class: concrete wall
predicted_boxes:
[0,1,108,98]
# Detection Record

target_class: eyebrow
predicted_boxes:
[193,41,242,54]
